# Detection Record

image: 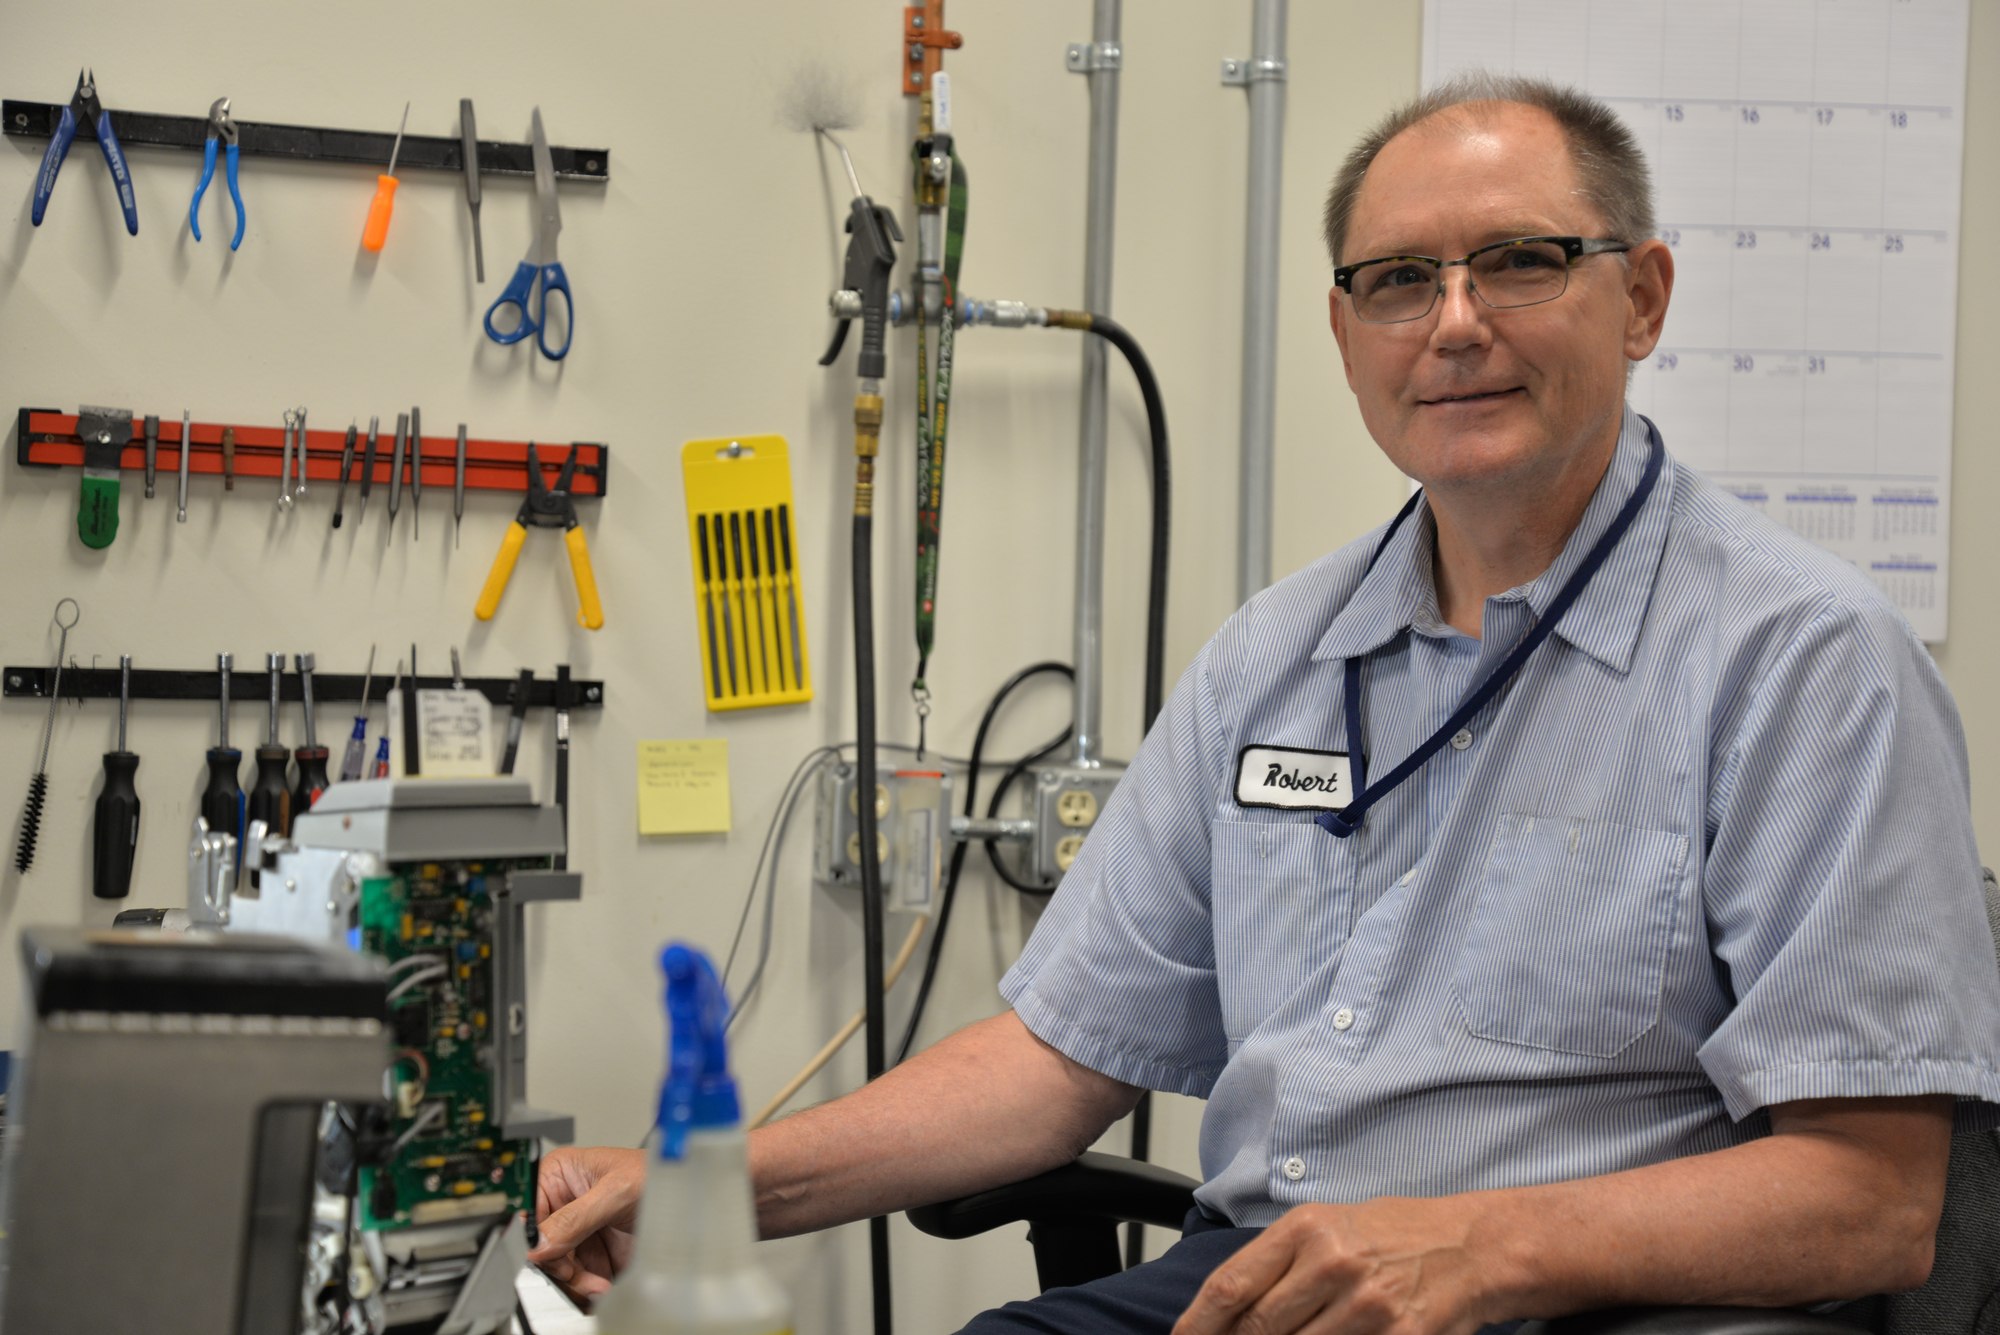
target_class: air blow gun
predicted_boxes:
[819,192,901,382]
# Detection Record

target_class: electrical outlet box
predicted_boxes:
[1022,764,1125,888]
[813,761,952,910]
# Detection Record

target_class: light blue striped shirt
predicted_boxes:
[1003,406,2000,1229]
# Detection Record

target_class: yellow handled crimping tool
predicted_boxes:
[474,442,604,630]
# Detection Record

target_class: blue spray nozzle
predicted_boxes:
[656,942,741,1159]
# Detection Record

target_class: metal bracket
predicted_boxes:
[1221,57,1288,87]
[1066,41,1124,74]
[904,5,964,94]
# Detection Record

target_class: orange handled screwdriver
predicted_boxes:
[362,101,410,253]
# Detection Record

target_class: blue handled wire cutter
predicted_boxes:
[189,97,246,250]
[482,108,573,360]
[31,69,138,235]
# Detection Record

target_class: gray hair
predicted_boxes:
[1322,72,1656,266]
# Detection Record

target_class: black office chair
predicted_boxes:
[909,871,2000,1334]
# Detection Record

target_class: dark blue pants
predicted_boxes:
[956,1209,1260,1334]
[955,1208,1529,1334]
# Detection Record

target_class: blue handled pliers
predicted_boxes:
[31,69,138,235]
[189,97,245,250]
[482,107,574,360]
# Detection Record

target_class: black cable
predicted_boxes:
[894,662,1076,1065]
[515,1297,539,1335]
[982,739,1073,895]
[526,1140,542,1249]
[852,505,893,1335]
[335,1165,356,1324]
[1078,314,1172,732]
[1077,313,1172,1269]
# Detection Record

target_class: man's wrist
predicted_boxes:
[1455,1187,1575,1325]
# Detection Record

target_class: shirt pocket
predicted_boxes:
[1211,819,1358,1043]
[1455,813,1689,1058]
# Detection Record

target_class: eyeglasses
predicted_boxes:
[1334,236,1631,325]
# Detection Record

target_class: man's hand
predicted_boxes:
[528,1145,646,1308]
[1174,1197,1487,1335]
[1173,1095,1954,1333]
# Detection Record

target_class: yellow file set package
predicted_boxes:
[681,435,811,711]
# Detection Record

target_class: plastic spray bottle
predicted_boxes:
[593,943,793,1335]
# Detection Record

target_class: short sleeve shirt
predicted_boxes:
[1002,406,2000,1228]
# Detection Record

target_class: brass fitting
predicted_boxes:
[854,392,885,516]
[854,393,884,458]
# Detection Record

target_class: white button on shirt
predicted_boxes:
[1450,727,1473,750]
[1282,1156,1305,1181]
[1331,1007,1355,1030]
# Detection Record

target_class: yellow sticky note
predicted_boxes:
[638,740,732,835]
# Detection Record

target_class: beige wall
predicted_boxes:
[0,3,1989,1330]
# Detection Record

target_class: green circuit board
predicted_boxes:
[356,861,545,1231]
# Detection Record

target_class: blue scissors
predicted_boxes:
[482,107,573,360]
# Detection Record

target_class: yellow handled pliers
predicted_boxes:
[475,442,604,630]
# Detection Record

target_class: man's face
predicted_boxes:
[1329,103,1671,501]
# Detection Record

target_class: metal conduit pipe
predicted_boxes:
[1069,0,1122,768]
[1234,0,1288,603]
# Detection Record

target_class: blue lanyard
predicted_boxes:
[1316,418,1665,839]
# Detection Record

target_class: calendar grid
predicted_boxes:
[1422,0,1969,640]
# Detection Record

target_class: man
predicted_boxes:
[534,75,2000,1333]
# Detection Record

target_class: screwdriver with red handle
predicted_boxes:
[292,653,331,817]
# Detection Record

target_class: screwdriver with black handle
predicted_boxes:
[292,653,330,817]
[92,654,140,899]
[247,652,292,839]
[201,653,244,869]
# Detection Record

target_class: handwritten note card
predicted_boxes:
[413,688,495,777]
[637,739,732,836]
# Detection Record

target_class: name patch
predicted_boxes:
[1234,745,1353,812]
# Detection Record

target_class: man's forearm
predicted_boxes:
[747,1009,1142,1239]
[1174,1096,1953,1335]
[1474,1096,1952,1320]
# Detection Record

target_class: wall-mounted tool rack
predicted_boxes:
[16,409,609,499]
[1,665,603,710]
[1,100,610,181]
